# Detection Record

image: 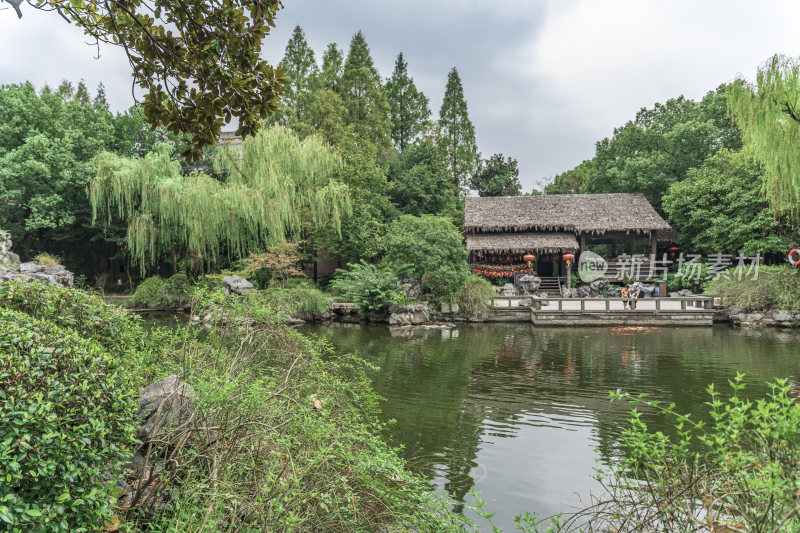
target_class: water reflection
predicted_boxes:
[305,323,800,530]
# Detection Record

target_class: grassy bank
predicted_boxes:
[707,264,800,312]
[0,281,468,532]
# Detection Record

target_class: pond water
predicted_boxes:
[299,323,800,531]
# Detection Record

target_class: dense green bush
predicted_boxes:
[0,308,137,532]
[330,261,407,312]
[578,376,800,532]
[0,281,144,358]
[261,286,332,316]
[452,275,496,317]
[666,261,712,292]
[129,273,191,309]
[707,264,800,312]
[384,214,469,297]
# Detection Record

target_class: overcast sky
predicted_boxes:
[3,0,800,189]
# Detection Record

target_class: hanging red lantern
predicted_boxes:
[523,253,536,269]
[667,246,679,254]
[562,253,575,262]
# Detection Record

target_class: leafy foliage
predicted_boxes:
[580,376,800,532]
[33,252,60,267]
[384,215,469,297]
[385,53,431,151]
[339,31,392,150]
[729,54,800,226]
[330,262,406,313]
[388,140,460,218]
[90,126,351,275]
[576,86,740,210]
[129,273,191,309]
[8,0,286,159]
[663,149,793,256]
[0,299,137,531]
[452,275,495,317]
[471,153,522,197]
[238,242,306,289]
[438,67,479,191]
[278,25,318,123]
[707,265,800,312]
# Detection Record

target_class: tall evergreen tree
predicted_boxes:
[471,153,522,197]
[339,31,391,149]
[438,67,479,191]
[319,43,344,91]
[278,26,318,121]
[385,53,431,151]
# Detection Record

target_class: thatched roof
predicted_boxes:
[466,232,579,254]
[464,193,672,237]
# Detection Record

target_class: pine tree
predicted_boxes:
[319,43,344,91]
[94,82,109,109]
[279,26,318,121]
[438,67,479,192]
[385,53,431,151]
[339,31,391,149]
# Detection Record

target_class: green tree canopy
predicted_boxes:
[384,214,468,297]
[90,126,351,274]
[279,25,318,123]
[385,53,431,151]
[5,0,286,159]
[663,149,793,257]
[339,31,392,149]
[577,86,740,210]
[544,159,594,194]
[729,54,800,225]
[388,140,460,218]
[319,43,345,92]
[470,153,522,197]
[438,67,479,192]
[0,82,114,260]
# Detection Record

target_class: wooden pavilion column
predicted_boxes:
[650,231,657,257]
[579,233,586,257]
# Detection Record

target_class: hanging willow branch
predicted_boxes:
[90,126,351,274]
[728,54,800,224]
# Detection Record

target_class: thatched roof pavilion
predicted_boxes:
[464,193,673,265]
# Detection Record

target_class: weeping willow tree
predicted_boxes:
[728,54,800,225]
[90,126,351,275]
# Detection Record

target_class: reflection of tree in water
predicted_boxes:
[303,323,800,510]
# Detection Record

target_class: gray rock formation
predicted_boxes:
[563,278,610,298]
[727,308,800,328]
[387,304,429,326]
[499,283,516,296]
[0,231,74,287]
[397,278,421,299]
[136,375,196,442]
[518,275,541,295]
[222,275,254,295]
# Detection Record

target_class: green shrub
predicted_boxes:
[707,264,800,312]
[261,286,332,315]
[120,292,469,532]
[0,308,137,532]
[384,215,468,297]
[330,262,407,313]
[130,273,191,309]
[0,281,144,358]
[667,262,712,292]
[452,275,496,317]
[582,375,800,532]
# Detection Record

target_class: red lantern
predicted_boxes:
[562,253,575,262]
[667,246,679,253]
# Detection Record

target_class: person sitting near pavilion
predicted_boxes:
[621,285,631,310]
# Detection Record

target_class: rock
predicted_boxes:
[397,278,421,299]
[518,275,541,295]
[388,304,429,326]
[500,283,516,297]
[773,310,794,322]
[222,275,254,295]
[136,375,196,442]
[0,231,20,270]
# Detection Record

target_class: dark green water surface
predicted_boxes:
[299,323,800,530]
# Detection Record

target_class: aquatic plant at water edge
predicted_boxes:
[0,308,138,532]
[452,275,495,317]
[707,264,800,312]
[564,375,800,532]
[129,273,191,309]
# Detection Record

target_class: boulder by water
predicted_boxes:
[222,275,254,295]
[0,231,74,287]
